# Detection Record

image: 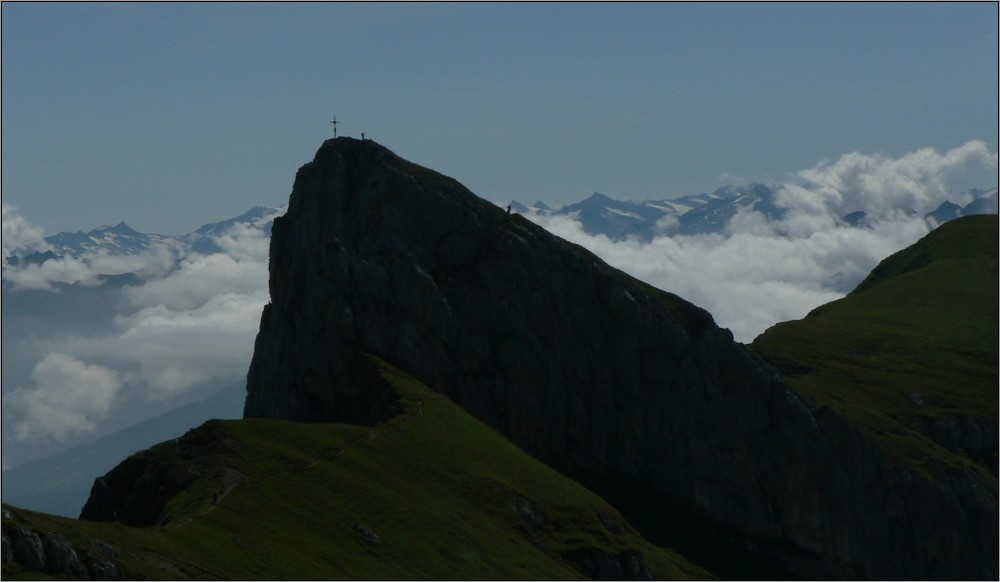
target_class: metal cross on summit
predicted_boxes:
[329,116,339,138]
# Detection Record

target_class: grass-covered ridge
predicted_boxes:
[2,358,709,580]
[752,215,998,479]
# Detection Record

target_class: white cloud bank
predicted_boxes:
[525,141,997,342]
[2,213,277,445]
[1,246,179,291]
[768,140,998,239]
[1,203,48,261]
[3,353,123,441]
[532,214,930,342]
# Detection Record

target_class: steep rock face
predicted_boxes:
[245,138,995,578]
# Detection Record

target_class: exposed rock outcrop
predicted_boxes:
[565,548,654,581]
[2,507,122,580]
[78,454,199,526]
[80,419,239,526]
[244,138,996,578]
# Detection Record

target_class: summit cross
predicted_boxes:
[330,116,339,138]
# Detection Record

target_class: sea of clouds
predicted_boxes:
[1,211,278,465]
[1,140,996,465]
[525,140,996,342]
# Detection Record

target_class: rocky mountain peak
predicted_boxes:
[243,138,996,579]
[582,191,612,203]
[104,221,139,236]
[246,136,737,427]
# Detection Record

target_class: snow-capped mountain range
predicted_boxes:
[4,185,997,268]
[513,185,998,241]
[5,206,282,268]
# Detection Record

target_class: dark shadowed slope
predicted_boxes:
[243,138,997,578]
[2,384,245,518]
[753,214,998,479]
[4,360,707,580]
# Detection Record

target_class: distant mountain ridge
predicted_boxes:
[924,188,1000,225]
[42,221,158,257]
[5,185,995,266]
[512,185,998,241]
[4,205,283,268]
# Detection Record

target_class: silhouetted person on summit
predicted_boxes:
[506,204,512,214]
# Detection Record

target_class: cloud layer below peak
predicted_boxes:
[2,214,276,459]
[0,141,995,464]
[523,141,997,342]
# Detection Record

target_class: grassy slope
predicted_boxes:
[752,215,998,478]
[2,359,709,580]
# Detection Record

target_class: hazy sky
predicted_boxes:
[2,2,998,234]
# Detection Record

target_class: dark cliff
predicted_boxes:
[244,138,996,579]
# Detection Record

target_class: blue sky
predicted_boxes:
[3,2,997,234]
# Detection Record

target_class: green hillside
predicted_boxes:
[2,359,709,580]
[752,215,999,478]
[1,383,245,518]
